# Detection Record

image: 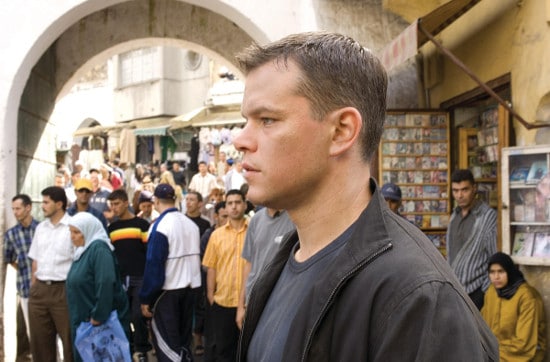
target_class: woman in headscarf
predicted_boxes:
[67,212,130,362]
[481,252,546,361]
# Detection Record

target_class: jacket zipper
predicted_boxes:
[300,242,393,362]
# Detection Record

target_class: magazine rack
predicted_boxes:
[379,111,451,256]
[502,145,550,265]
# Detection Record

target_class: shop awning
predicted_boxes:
[379,0,481,71]
[170,105,245,129]
[133,125,169,136]
[130,117,171,136]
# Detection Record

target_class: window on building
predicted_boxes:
[119,47,159,87]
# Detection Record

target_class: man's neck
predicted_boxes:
[460,199,477,217]
[157,203,176,214]
[229,217,245,230]
[290,166,372,262]
[49,210,65,225]
[19,215,33,228]
[119,210,135,220]
[186,210,201,218]
[76,203,88,212]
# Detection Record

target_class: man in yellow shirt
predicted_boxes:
[203,189,248,362]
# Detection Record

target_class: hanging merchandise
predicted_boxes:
[220,127,232,144]
[210,128,222,146]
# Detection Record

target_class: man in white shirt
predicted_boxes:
[28,186,74,361]
[188,161,218,199]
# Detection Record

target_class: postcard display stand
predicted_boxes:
[379,112,451,255]
[502,145,550,265]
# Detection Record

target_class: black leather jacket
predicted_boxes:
[238,179,498,361]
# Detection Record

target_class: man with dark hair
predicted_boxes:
[447,168,497,310]
[67,178,108,230]
[4,194,38,362]
[107,189,152,361]
[28,186,73,361]
[170,161,186,190]
[203,189,248,361]
[185,191,211,237]
[139,184,201,361]
[233,32,498,361]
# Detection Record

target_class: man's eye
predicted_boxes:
[261,118,274,125]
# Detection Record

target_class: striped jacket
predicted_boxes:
[446,200,497,293]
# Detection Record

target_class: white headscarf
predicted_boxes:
[69,212,114,260]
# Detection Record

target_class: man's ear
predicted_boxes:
[328,107,362,157]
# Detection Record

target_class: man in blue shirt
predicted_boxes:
[4,194,39,362]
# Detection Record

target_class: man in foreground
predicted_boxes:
[233,32,498,361]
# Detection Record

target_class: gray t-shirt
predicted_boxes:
[247,224,354,362]
[241,209,295,302]
[448,200,479,264]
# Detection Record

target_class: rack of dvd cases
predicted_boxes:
[379,111,451,256]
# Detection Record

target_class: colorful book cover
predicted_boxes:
[532,232,550,257]
[512,232,535,257]
[526,161,548,184]
[509,166,530,184]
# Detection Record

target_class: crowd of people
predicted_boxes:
[3,30,548,362]
[4,154,258,362]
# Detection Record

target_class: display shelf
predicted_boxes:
[458,105,511,250]
[379,111,451,252]
[502,145,550,265]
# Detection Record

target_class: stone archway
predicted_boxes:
[17,0,258,202]
[1,0,414,358]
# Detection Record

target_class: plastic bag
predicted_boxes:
[75,310,131,362]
